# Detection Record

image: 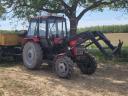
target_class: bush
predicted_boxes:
[88,47,128,62]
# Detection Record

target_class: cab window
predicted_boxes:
[39,20,46,36]
[28,21,37,36]
[48,19,67,38]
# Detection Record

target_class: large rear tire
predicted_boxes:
[77,53,97,75]
[54,56,74,79]
[23,42,43,69]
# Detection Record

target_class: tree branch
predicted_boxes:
[60,0,71,9]
[71,0,80,11]
[35,0,68,14]
[77,0,117,20]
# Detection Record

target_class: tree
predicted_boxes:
[0,4,5,17]
[0,0,126,35]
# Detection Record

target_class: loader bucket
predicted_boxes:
[112,40,123,56]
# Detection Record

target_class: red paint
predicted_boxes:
[32,36,40,42]
[69,39,78,56]
[71,47,77,56]
[22,36,40,45]
[69,40,77,47]
[54,53,66,62]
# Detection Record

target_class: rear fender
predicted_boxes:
[22,36,40,45]
[54,53,66,61]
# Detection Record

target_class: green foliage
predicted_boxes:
[88,47,128,62]
[0,30,16,34]
[77,24,128,33]
[120,47,128,59]
[0,0,125,19]
[109,0,128,11]
[0,5,5,16]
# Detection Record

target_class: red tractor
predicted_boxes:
[0,15,122,79]
[22,16,97,78]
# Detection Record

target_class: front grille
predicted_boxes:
[76,47,85,55]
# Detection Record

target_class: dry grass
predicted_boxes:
[105,33,128,46]
[0,62,128,96]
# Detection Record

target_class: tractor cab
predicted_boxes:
[27,16,68,45]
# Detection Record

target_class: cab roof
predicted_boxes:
[30,16,66,21]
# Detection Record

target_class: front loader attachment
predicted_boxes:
[70,31,123,57]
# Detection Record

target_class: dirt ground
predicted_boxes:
[0,62,128,96]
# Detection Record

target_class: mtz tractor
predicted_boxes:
[22,16,97,78]
[0,15,122,79]
[22,15,123,78]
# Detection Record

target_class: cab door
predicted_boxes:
[27,20,38,37]
[48,19,68,53]
[23,19,39,44]
[38,20,50,48]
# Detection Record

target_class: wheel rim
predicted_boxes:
[26,47,35,65]
[57,62,68,76]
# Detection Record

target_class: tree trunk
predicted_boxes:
[69,17,78,36]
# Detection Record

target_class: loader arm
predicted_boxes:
[69,31,123,57]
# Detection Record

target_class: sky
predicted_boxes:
[78,9,128,28]
[0,8,128,30]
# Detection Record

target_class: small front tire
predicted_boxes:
[54,56,74,79]
[77,53,97,75]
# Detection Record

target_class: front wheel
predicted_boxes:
[77,53,97,75]
[54,56,74,79]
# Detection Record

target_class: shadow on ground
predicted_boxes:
[0,61,128,96]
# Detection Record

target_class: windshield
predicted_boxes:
[48,19,67,38]
[39,20,46,36]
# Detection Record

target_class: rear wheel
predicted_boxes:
[54,56,74,79]
[77,53,97,75]
[23,42,43,69]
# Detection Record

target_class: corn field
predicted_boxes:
[77,24,128,33]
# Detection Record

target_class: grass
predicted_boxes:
[88,46,128,63]
[0,30,16,34]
